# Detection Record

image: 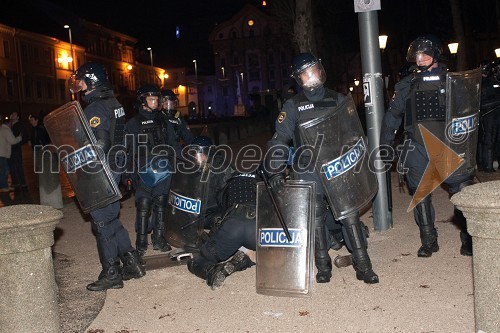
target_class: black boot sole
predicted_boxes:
[355,270,379,284]
[417,244,439,257]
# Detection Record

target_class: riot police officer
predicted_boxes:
[380,35,475,257]
[160,89,194,146]
[478,60,500,172]
[187,140,256,289]
[125,84,181,257]
[68,62,144,291]
[264,53,379,284]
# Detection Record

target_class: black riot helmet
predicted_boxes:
[290,52,326,92]
[406,35,443,68]
[137,84,161,111]
[161,89,179,113]
[68,62,108,93]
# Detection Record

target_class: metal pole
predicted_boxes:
[358,10,392,231]
[148,47,154,84]
[193,59,200,118]
[64,25,74,72]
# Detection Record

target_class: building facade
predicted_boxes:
[208,4,294,117]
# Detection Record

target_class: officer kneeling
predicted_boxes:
[186,138,256,289]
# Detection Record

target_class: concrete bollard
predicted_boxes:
[0,204,63,333]
[37,149,63,209]
[451,181,500,333]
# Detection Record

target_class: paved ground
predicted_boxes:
[3,138,500,333]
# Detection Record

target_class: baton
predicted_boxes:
[257,167,292,241]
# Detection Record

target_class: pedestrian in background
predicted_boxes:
[0,117,22,192]
[8,111,27,189]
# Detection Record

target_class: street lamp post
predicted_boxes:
[147,47,154,83]
[192,59,200,117]
[63,25,74,71]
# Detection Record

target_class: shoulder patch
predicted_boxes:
[89,116,101,128]
[277,112,286,123]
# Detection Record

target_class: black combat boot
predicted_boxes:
[136,197,152,256]
[187,255,216,281]
[121,250,146,280]
[314,195,332,283]
[207,251,255,289]
[455,207,473,256]
[460,231,473,256]
[87,258,123,291]
[151,195,172,252]
[414,197,439,257]
[342,214,379,284]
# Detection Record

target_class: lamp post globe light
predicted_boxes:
[378,35,388,52]
[448,42,459,55]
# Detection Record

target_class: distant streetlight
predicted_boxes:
[379,35,388,52]
[495,48,500,58]
[349,86,354,92]
[354,78,360,87]
[448,42,459,55]
[63,25,74,71]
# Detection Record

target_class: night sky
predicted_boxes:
[2,0,498,73]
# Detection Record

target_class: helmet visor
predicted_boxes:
[406,39,435,62]
[293,62,326,91]
[68,74,84,93]
[162,98,178,111]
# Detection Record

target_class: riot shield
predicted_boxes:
[256,180,315,297]
[165,162,210,250]
[445,68,482,174]
[44,101,122,213]
[298,95,377,220]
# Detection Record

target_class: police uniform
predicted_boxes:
[380,63,474,256]
[163,110,194,146]
[82,82,144,290]
[187,170,257,289]
[266,86,378,284]
[125,107,181,255]
[478,74,500,171]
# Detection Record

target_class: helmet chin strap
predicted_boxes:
[416,58,437,72]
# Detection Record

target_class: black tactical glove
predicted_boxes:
[121,173,135,191]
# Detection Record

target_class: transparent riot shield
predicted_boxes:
[445,68,482,174]
[298,95,377,220]
[44,101,122,213]
[256,180,315,297]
